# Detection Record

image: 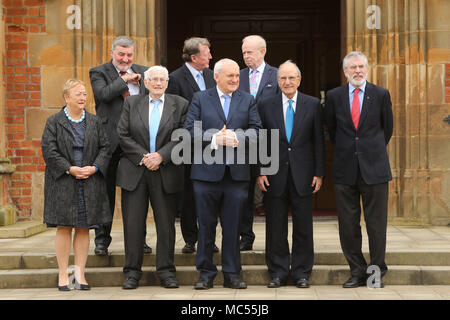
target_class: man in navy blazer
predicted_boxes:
[166,37,217,254]
[239,35,279,252]
[185,58,262,290]
[324,51,393,288]
[257,61,325,288]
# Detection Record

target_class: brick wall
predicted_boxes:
[3,0,45,218]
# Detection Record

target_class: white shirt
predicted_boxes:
[282,91,298,126]
[148,94,165,123]
[211,87,237,150]
[117,67,140,96]
[185,62,204,86]
[248,61,266,93]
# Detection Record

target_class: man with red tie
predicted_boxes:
[89,36,151,256]
[324,51,394,288]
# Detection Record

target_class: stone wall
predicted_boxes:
[345,0,450,225]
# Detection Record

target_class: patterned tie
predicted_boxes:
[249,69,258,97]
[286,99,294,143]
[352,88,361,130]
[223,94,230,119]
[196,72,206,91]
[119,71,130,99]
[149,99,161,153]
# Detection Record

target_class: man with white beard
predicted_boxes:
[324,51,393,288]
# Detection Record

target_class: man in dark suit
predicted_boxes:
[89,36,151,256]
[116,66,189,289]
[166,37,217,254]
[185,58,262,290]
[324,51,393,288]
[239,35,279,251]
[257,60,325,288]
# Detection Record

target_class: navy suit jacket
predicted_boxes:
[239,63,279,102]
[258,92,325,197]
[166,64,216,103]
[324,81,393,185]
[184,88,262,182]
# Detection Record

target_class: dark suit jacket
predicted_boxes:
[239,63,279,102]
[41,109,111,226]
[258,92,325,197]
[324,81,393,185]
[184,88,262,182]
[89,61,148,152]
[116,94,189,193]
[166,64,216,103]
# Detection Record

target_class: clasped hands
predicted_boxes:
[121,73,141,85]
[141,152,163,171]
[214,125,238,147]
[69,166,96,179]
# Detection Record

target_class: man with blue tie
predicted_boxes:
[116,66,189,289]
[239,35,279,251]
[167,37,217,254]
[185,58,262,290]
[324,52,393,288]
[257,61,325,288]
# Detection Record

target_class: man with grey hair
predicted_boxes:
[117,65,189,289]
[324,51,393,288]
[167,37,217,254]
[185,58,261,290]
[257,60,325,289]
[89,35,151,256]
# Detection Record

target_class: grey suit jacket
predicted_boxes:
[116,93,189,193]
[89,61,148,152]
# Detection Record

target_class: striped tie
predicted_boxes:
[249,69,258,97]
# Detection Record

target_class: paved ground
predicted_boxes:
[0,218,449,300]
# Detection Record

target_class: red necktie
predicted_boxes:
[351,88,360,129]
[119,71,130,99]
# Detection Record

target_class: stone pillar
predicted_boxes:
[345,0,450,225]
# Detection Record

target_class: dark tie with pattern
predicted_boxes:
[119,71,130,99]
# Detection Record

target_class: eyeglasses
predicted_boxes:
[279,76,299,82]
[148,77,168,83]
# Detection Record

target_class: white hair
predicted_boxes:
[144,65,169,80]
[278,60,302,78]
[242,35,267,50]
[213,58,239,75]
[343,51,368,69]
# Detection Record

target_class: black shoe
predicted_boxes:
[161,277,179,289]
[58,285,71,291]
[182,242,196,254]
[296,278,310,288]
[143,243,152,254]
[74,279,91,290]
[194,278,214,290]
[223,277,247,289]
[94,246,108,256]
[239,242,253,251]
[213,244,219,253]
[122,277,139,290]
[267,278,286,288]
[343,276,367,288]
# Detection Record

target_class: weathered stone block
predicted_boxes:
[0,204,16,226]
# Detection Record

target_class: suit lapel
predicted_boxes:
[273,94,287,143]
[158,95,176,136]
[203,69,216,89]
[137,95,150,134]
[240,68,250,93]
[209,89,227,123]
[130,64,146,95]
[256,64,272,97]
[183,64,201,92]
[340,83,354,129]
[106,61,120,82]
[226,91,242,124]
[357,82,372,130]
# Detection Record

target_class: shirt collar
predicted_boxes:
[216,86,233,99]
[250,61,266,75]
[282,91,298,105]
[185,62,202,79]
[150,94,165,104]
[349,81,367,94]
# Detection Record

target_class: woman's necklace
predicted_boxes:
[64,107,85,123]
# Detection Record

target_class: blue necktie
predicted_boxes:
[149,99,161,152]
[286,99,294,143]
[223,94,230,119]
[196,72,206,91]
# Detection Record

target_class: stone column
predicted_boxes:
[345,0,450,225]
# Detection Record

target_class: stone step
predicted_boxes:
[0,221,46,239]
[1,250,449,270]
[0,265,449,289]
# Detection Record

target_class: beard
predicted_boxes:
[348,73,367,87]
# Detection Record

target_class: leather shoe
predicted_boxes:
[122,277,139,290]
[182,242,196,254]
[194,278,214,290]
[223,277,247,289]
[296,278,310,288]
[239,242,253,251]
[143,243,152,254]
[267,278,286,288]
[94,246,108,256]
[58,285,71,291]
[161,277,179,289]
[343,276,367,288]
[213,244,219,253]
